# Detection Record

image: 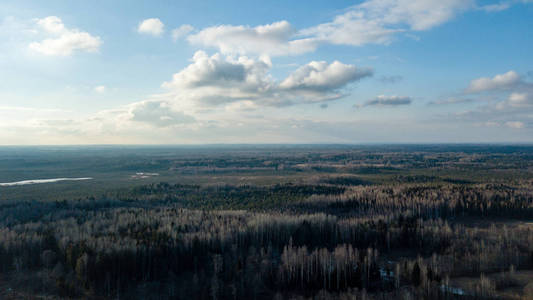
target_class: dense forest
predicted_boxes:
[0,145,532,299]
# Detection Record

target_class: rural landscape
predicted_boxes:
[0,145,532,299]
[1,0,532,299]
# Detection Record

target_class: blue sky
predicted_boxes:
[0,0,532,144]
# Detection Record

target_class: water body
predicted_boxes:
[0,177,93,186]
[131,172,159,179]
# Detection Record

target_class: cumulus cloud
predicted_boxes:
[280,61,372,92]
[358,95,412,108]
[161,51,274,107]
[188,21,318,56]
[138,18,164,36]
[29,16,101,56]
[172,24,194,41]
[161,51,371,109]
[466,70,522,92]
[162,51,268,90]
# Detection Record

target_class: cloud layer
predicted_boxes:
[185,0,477,56]
[449,70,533,129]
[4,1,533,144]
[162,51,372,109]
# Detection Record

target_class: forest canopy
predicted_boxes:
[0,145,532,299]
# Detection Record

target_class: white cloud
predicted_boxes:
[94,85,106,93]
[36,16,65,34]
[183,0,531,56]
[363,0,474,31]
[188,21,318,56]
[302,0,473,47]
[505,121,525,129]
[162,50,269,90]
[280,61,372,92]
[186,1,481,56]
[300,11,400,47]
[161,51,371,109]
[138,18,164,36]
[172,24,194,40]
[467,70,521,92]
[161,51,276,108]
[29,16,101,56]
[478,2,511,12]
[358,95,412,107]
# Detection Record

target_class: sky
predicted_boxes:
[0,0,532,145]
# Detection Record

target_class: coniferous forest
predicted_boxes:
[0,145,532,299]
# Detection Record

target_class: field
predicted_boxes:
[0,145,532,299]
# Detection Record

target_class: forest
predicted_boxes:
[0,145,532,299]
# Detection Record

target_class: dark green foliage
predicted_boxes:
[412,262,421,286]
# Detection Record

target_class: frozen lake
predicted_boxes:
[0,177,93,186]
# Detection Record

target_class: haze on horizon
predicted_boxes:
[0,0,532,145]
